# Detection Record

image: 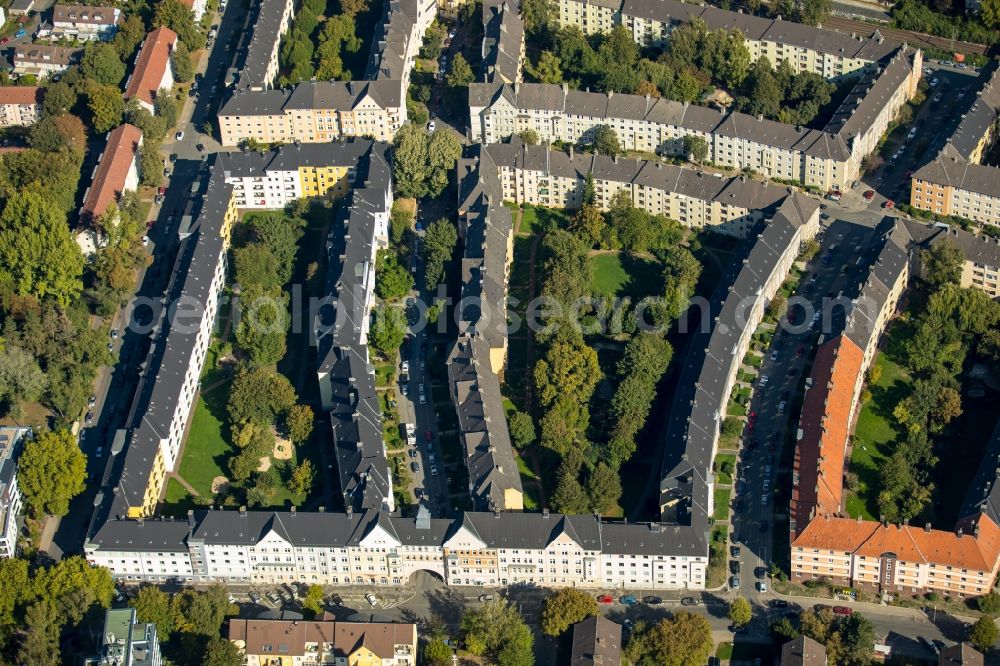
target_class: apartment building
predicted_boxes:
[87,608,161,666]
[905,220,1000,298]
[44,4,122,42]
[178,0,208,21]
[0,86,41,126]
[124,27,177,113]
[481,0,524,84]
[218,80,405,145]
[227,618,417,666]
[660,195,819,531]
[939,643,985,665]
[791,219,911,536]
[911,63,1000,225]
[228,0,296,91]
[86,505,709,589]
[477,140,813,237]
[0,427,30,560]
[366,0,438,93]
[559,0,898,78]
[781,636,827,666]
[792,514,1000,598]
[13,44,81,77]
[80,123,143,226]
[570,616,622,666]
[470,49,919,191]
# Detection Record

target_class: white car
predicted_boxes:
[778,401,787,413]
[401,360,410,374]
[175,130,184,141]
[428,121,436,132]
[759,375,769,387]
[365,593,379,607]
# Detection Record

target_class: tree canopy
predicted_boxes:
[17,430,87,518]
[540,588,599,636]
[461,598,534,666]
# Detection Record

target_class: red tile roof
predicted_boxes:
[124,27,177,106]
[81,124,142,223]
[791,334,864,535]
[0,86,41,105]
[794,515,1000,573]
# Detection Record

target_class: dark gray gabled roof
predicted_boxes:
[447,338,523,511]
[365,0,425,83]
[958,419,1000,528]
[914,155,1000,200]
[219,88,292,117]
[824,48,917,144]
[481,0,523,84]
[229,0,292,90]
[570,616,622,666]
[905,219,1000,271]
[88,515,192,552]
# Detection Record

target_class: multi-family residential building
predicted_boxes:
[13,44,82,77]
[0,427,30,560]
[781,635,827,666]
[42,4,122,42]
[470,47,920,191]
[80,123,143,226]
[227,618,417,666]
[660,194,819,530]
[218,81,405,145]
[85,505,710,589]
[570,616,622,666]
[791,219,911,536]
[904,220,1000,298]
[911,63,1000,226]
[481,0,524,84]
[124,27,177,113]
[95,141,389,522]
[939,643,985,665]
[178,0,208,21]
[366,0,438,93]
[559,0,898,77]
[0,86,41,126]
[228,0,296,91]
[87,608,161,666]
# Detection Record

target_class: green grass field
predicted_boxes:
[589,252,662,301]
[178,393,233,497]
[519,204,571,235]
[713,487,732,520]
[714,453,736,485]
[845,333,911,520]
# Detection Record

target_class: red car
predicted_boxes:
[883,199,895,209]
[597,594,613,604]
[748,411,757,421]
[424,430,433,442]
[863,190,875,201]
[832,606,854,616]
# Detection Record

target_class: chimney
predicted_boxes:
[239,506,247,517]
[543,508,550,518]
[569,145,573,159]
[346,506,353,519]
[957,527,964,538]
[925,522,931,532]
[187,510,196,528]
[318,506,325,512]
[290,506,296,516]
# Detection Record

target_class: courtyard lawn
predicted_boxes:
[178,392,233,497]
[845,330,911,520]
[516,453,542,511]
[713,487,732,521]
[714,453,737,485]
[518,204,571,235]
[589,252,663,301]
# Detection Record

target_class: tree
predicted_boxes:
[234,243,282,289]
[17,430,86,518]
[797,0,832,25]
[587,462,622,514]
[508,410,536,448]
[154,91,179,129]
[203,637,244,666]
[392,124,430,198]
[567,204,607,248]
[87,83,124,133]
[424,638,453,666]
[112,14,146,60]
[289,460,315,495]
[541,588,599,636]
[728,597,752,627]
[969,615,998,652]
[138,139,164,188]
[18,601,59,666]
[228,368,297,425]
[683,135,709,162]
[301,584,325,615]
[172,41,195,83]
[235,284,288,366]
[607,333,672,467]
[446,53,474,88]
[592,125,620,156]
[131,587,175,640]
[551,455,589,514]
[285,404,314,444]
[521,0,552,33]
[979,592,1000,614]
[369,305,408,357]
[153,0,203,50]
[423,218,458,287]
[531,50,563,84]
[0,345,46,410]
[41,81,77,116]
[81,42,126,86]
[427,129,462,197]
[33,556,114,622]
[625,611,713,666]
[921,239,963,288]
[174,585,235,636]
[461,599,534,666]
[832,614,877,666]
[517,128,540,145]
[534,337,601,408]
[984,0,1000,28]
[376,250,414,301]
[30,114,85,153]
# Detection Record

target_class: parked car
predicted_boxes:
[428,121,436,132]
[832,606,854,616]
[770,599,789,608]
[863,190,875,201]
[756,581,767,592]
[729,576,740,590]
[619,595,638,606]
[14,29,25,38]
[478,594,495,602]
[642,595,662,605]
[248,591,262,604]
[365,592,379,607]
[266,591,281,604]
[597,594,613,604]
[410,462,420,473]
[680,596,697,606]
[883,199,895,209]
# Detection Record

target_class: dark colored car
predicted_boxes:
[642,595,662,605]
